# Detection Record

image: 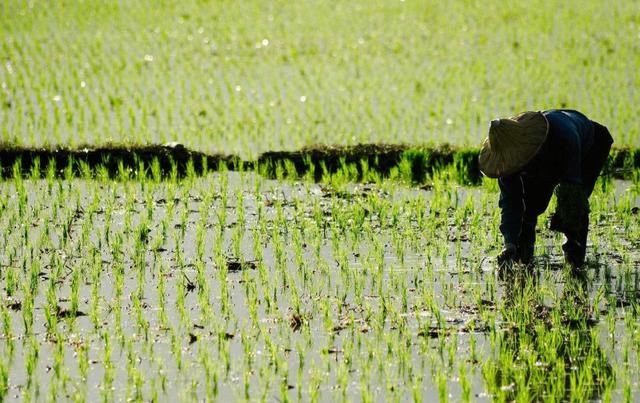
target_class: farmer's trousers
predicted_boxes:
[518,121,613,249]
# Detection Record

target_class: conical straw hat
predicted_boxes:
[478,111,549,178]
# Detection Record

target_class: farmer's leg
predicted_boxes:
[563,121,613,267]
[518,179,557,264]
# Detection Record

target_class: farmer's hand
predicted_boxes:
[549,211,565,233]
[497,243,517,270]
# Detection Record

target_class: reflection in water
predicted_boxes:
[484,268,614,401]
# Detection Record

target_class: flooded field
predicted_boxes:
[1,170,638,401]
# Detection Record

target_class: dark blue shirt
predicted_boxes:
[542,109,594,184]
[497,109,595,245]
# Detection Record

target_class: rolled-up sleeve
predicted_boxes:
[498,174,524,246]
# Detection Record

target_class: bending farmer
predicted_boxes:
[478,110,613,269]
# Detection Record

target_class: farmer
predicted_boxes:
[478,109,613,269]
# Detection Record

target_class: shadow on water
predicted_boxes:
[486,267,615,401]
[0,142,637,183]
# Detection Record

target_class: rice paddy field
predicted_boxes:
[0,167,638,402]
[1,0,640,402]
[1,0,639,155]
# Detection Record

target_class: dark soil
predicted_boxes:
[0,142,637,182]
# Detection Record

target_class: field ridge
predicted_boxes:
[1,142,638,183]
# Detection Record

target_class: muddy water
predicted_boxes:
[0,173,638,401]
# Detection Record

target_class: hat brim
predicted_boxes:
[478,112,549,178]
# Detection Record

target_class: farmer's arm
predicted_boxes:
[498,174,524,247]
[548,109,594,185]
[559,128,582,185]
[545,110,592,243]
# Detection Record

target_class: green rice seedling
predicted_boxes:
[0,303,13,362]
[77,339,89,384]
[89,254,103,331]
[44,276,59,336]
[29,156,41,180]
[392,155,415,185]
[52,329,68,391]
[174,270,188,329]
[101,331,114,402]
[167,158,179,183]
[24,334,40,392]
[116,160,130,181]
[274,161,287,182]
[63,158,76,181]
[301,155,316,182]
[198,344,219,400]
[112,264,126,343]
[155,263,169,330]
[150,157,162,182]
[94,162,110,181]
[231,224,243,262]
[78,159,93,179]
[284,159,298,179]
[20,269,36,336]
[436,364,449,402]
[0,357,8,401]
[3,264,17,298]
[132,287,150,342]
[196,263,214,326]
[69,264,81,320]
[125,340,145,402]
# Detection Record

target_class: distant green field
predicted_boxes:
[1,0,638,156]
